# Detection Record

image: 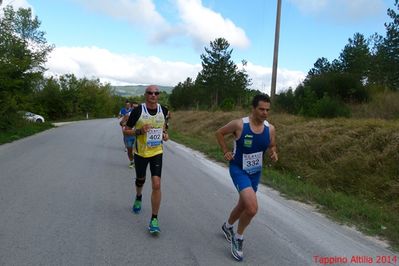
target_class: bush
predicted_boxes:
[350,91,399,119]
[275,88,297,114]
[220,98,235,111]
[314,95,351,118]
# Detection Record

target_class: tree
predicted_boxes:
[338,33,371,83]
[307,57,332,77]
[196,38,251,108]
[0,5,53,129]
[368,33,387,87]
[383,0,399,89]
[169,78,196,109]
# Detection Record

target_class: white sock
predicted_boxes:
[226,221,233,228]
[235,233,244,240]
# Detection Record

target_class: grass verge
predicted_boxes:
[0,121,54,145]
[169,127,399,251]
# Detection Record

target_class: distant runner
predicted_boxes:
[118,100,132,151]
[215,94,278,261]
[120,113,135,168]
[124,85,169,234]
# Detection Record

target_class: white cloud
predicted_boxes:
[45,46,305,94]
[72,0,250,50]
[289,0,386,22]
[45,46,201,86]
[174,0,250,49]
[0,0,33,16]
[1,0,31,9]
[75,0,167,29]
[244,62,305,95]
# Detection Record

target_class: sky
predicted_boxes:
[0,0,395,94]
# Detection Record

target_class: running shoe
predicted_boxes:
[231,237,244,261]
[129,161,134,168]
[132,199,141,214]
[222,222,234,243]
[148,218,160,234]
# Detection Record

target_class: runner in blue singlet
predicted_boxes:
[215,94,278,261]
[118,100,134,166]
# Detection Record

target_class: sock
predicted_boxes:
[226,221,233,228]
[235,233,244,240]
[151,214,158,220]
[136,195,142,201]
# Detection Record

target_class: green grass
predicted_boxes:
[263,169,398,246]
[169,129,225,162]
[0,120,54,145]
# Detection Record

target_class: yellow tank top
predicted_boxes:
[135,104,165,158]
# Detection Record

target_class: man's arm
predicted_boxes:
[268,124,278,162]
[161,106,169,141]
[215,119,241,161]
[123,107,141,136]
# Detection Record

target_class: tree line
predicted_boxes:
[0,5,123,131]
[276,0,399,118]
[2,1,398,131]
[170,1,399,117]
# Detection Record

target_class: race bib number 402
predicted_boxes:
[146,128,163,147]
[242,152,263,174]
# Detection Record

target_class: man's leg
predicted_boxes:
[227,197,245,226]
[236,187,258,235]
[151,175,161,215]
[148,154,162,233]
[127,138,134,168]
[230,187,257,261]
[226,187,258,232]
[122,129,127,151]
[149,154,163,215]
[133,154,147,213]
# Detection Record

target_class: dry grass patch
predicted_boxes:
[168,110,399,250]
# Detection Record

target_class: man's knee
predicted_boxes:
[152,177,161,190]
[240,188,258,217]
[245,203,258,217]
[135,177,146,187]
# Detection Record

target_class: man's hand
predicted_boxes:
[141,124,152,133]
[223,151,234,161]
[270,150,278,162]
[162,132,169,141]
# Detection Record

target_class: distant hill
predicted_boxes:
[112,85,174,97]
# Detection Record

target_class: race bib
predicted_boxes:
[242,152,263,174]
[146,128,163,147]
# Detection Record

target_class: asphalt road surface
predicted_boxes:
[0,118,397,266]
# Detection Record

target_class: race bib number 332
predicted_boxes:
[242,152,263,174]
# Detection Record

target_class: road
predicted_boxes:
[0,118,397,266]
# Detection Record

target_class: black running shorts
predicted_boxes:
[134,153,163,178]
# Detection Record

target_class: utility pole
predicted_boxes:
[270,0,282,102]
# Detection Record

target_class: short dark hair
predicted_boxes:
[252,94,270,108]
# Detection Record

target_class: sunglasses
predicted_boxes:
[146,91,160,95]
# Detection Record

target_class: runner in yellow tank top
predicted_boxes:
[134,103,165,158]
[124,85,170,234]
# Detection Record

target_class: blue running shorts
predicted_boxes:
[229,163,261,192]
[124,136,135,148]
